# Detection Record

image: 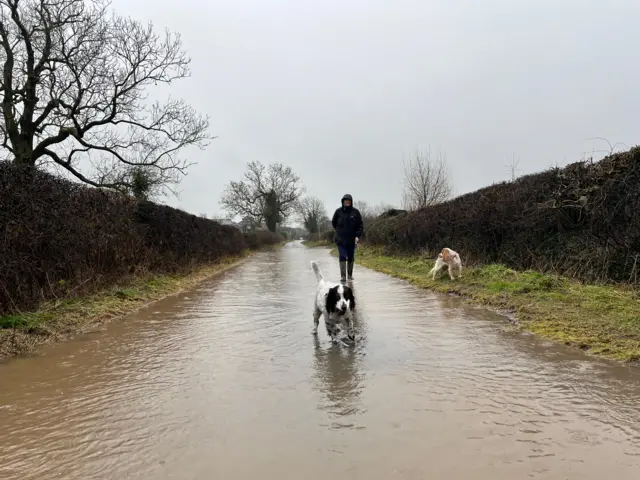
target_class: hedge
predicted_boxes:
[0,163,281,315]
[366,147,640,284]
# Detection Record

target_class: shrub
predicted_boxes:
[367,147,640,284]
[304,230,335,243]
[0,163,280,315]
[243,230,284,249]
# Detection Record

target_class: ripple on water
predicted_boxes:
[2,244,640,479]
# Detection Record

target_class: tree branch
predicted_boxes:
[0,0,211,194]
[41,146,123,189]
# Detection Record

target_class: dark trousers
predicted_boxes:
[337,243,355,262]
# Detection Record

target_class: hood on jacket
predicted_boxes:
[341,193,353,208]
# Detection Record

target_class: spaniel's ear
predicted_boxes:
[325,286,340,313]
[343,286,356,310]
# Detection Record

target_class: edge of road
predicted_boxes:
[303,240,640,365]
[0,244,284,363]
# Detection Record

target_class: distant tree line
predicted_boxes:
[218,147,454,237]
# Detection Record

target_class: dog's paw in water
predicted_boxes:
[341,334,356,346]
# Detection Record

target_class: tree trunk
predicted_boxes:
[12,137,35,166]
[266,214,277,233]
[264,190,279,233]
[308,216,319,234]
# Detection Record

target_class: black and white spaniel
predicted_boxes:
[310,261,356,343]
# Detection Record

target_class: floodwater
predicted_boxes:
[2,242,640,479]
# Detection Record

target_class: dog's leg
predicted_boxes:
[312,308,322,335]
[324,314,340,343]
[451,263,461,279]
[431,260,442,280]
[448,263,455,280]
[345,315,355,342]
[326,323,340,344]
[429,263,438,280]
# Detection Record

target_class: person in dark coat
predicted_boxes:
[331,193,364,282]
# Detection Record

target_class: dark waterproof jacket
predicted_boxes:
[332,196,364,247]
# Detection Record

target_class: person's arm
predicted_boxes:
[355,209,364,239]
[331,209,338,230]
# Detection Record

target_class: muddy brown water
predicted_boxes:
[2,241,640,479]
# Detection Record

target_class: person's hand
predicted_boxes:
[355,237,359,245]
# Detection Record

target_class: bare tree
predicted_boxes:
[0,0,211,194]
[372,202,396,217]
[504,153,521,181]
[401,148,452,211]
[354,200,370,219]
[356,200,396,227]
[583,137,629,161]
[220,161,305,233]
[297,196,327,234]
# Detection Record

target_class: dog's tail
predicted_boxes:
[311,261,324,282]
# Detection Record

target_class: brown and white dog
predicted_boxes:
[429,247,462,280]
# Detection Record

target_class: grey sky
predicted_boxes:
[113,0,640,220]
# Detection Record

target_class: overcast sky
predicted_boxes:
[113,0,640,220]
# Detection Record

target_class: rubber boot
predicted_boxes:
[347,260,354,280]
[339,261,347,282]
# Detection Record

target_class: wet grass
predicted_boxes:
[301,240,332,248]
[318,244,640,363]
[0,252,256,360]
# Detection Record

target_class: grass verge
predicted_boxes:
[317,243,640,363]
[0,250,265,361]
[301,239,332,248]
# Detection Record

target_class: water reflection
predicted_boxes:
[312,336,366,423]
[311,284,368,426]
[2,243,640,479]
[251,251,287,294]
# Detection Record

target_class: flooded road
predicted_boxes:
[2,241,640,479]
